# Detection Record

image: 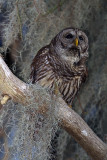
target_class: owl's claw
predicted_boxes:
[54,82,59,95]
[69,105,72,108]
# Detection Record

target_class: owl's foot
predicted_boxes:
[69,105,72,108]
[54,82,59,95]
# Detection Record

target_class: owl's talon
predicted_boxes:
[54,82,59,95]
[69,105,72,108]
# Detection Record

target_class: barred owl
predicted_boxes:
[31,28,89,105]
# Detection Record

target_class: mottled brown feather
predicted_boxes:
[30,28,88,105]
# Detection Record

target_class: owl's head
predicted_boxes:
[50,28,89,66]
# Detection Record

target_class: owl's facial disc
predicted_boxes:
[50,28,88,66]
[58,29,88,63]
[59,28,88,52]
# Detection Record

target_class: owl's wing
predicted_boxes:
[81,68,88,83]
[30,45,50,84]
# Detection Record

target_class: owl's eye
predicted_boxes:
[65,34,73,39]
[79,36,84,41]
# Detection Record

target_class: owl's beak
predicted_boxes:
[74,38,78,47]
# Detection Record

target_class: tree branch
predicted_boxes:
[0,54,30,105]
[57,98,107,160]
[0,54,107,160]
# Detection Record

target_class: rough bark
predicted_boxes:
[0,54,30,105]
[0,54,107,160]
[57,98,107,160]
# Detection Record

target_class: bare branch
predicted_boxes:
[0,54,107,160]
[57,98,107,160]
[0,54,30,105]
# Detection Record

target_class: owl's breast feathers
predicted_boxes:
[31,46,88,105]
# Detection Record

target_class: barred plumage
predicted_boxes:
[31,28,89,105]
